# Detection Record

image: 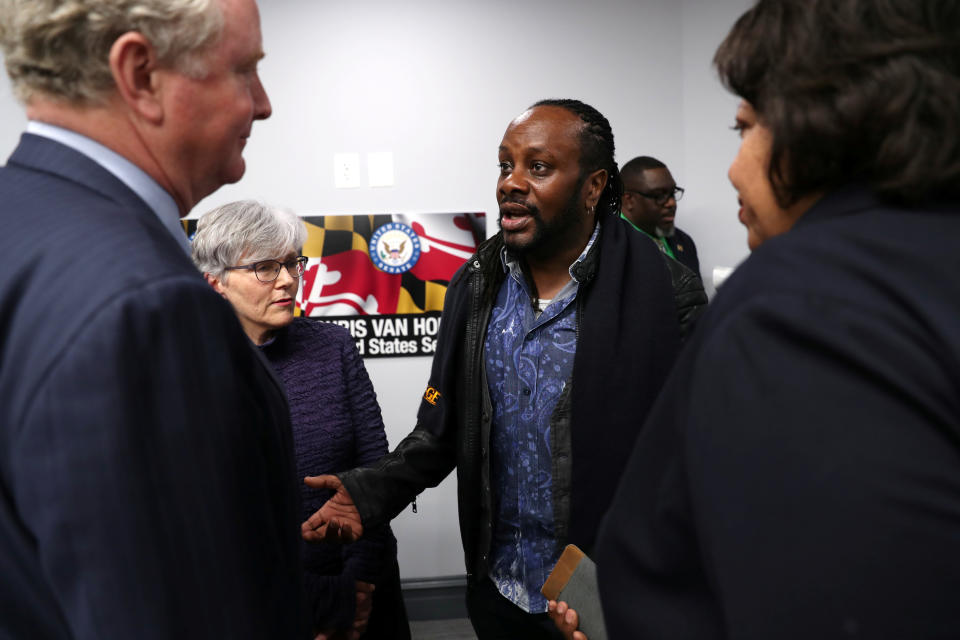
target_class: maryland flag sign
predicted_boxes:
[298,212,483,316]
[188,212,485,358]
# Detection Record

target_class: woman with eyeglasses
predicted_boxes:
[192,201,409,640]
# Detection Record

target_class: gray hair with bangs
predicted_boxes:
[192,200,308,280]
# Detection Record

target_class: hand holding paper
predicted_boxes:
[541,544,608,640]
[548,599,589,640]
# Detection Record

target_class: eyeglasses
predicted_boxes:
[624,186,685,206]
[224,256,309,282]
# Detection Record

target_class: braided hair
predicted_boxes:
[474,99,623,306]
[532,98,623,217]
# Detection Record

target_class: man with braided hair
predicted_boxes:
[303,99,705,638]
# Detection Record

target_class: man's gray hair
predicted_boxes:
[192,200,308,280]
[0,0,224,104]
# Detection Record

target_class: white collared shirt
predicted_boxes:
[26,121,190,254]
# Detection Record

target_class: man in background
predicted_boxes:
[620,155,700,279]
[0,1,304,637]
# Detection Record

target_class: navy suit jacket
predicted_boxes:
[0,134,306,638]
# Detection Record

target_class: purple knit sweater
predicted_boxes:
[261,318,397,631]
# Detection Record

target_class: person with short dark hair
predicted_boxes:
[594,0,960,638]
[620,156,700,279]
[301,98,706,639]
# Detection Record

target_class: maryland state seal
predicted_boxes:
[369,222,421,274]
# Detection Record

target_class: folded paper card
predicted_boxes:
[541,544,608,640]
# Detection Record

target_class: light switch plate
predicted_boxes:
[367,151,395,187]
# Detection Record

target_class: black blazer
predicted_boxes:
[0,134,305,639]
[597,188,960,639]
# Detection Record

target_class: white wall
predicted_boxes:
[679,0,755,288]
[0,59,24,161]
[0,0,754,580]
[202,0,685,219]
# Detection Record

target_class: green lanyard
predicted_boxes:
[619,213,676,260]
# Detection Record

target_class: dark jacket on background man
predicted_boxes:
[338,215,706,583]
[664,227,700,281]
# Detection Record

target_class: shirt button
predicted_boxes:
[522,388,531,396]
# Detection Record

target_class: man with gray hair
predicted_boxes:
[0,1,304,638]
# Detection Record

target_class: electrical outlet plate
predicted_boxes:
[334,152,360,189]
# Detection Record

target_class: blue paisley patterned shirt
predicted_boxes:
[484,223,600,613]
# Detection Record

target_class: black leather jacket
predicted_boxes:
[339,218,707,581]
